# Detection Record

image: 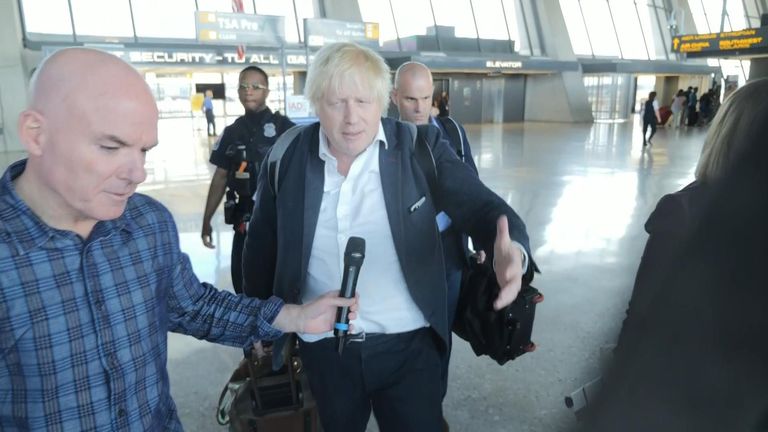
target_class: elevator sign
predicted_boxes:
[196,12,284,47]
[671,27,768,55]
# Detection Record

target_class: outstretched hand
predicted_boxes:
[492,215,524,310]
[273,291,359,334]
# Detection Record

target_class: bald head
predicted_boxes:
[394,62,433,90]
[16,48,159,237]
[391,62,435,125]
[29,48,156,116]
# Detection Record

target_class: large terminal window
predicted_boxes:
[474,1,513,41]
[358,0,399,48]
[609,0,652,60]
[254,0,314,44]
[360,0,531,54]
[558,0,675,60]
[197,0,255,13]
[641,0,666,60]
[579,0,621,57]
[292,0,316,43]
[70,0,134,41]
[20,0,74,41]
[131,0,197,41]
[432,0,478,39]
[500,0,525,53]
[743,0,763,27]
[19,0,307,45]
[558,0,592,56]
[689,0,749,33]
[388,0,434,39]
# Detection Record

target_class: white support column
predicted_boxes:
[523,0,593,122]
[0,0,29,152]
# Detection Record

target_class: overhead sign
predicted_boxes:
[89,48,310,66]
[485,60,523,69]
[304,18,379,48]
[196,11,284,47]
[671,27,768,55]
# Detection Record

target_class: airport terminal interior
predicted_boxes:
[1,0,766,431]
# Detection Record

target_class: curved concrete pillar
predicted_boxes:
[523,0,593,123]
[0,0,29,152]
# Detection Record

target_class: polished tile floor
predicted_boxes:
[2,116,708,431]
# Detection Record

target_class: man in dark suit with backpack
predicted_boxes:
[391,61,483,400]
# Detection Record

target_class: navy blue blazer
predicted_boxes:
[431,116,479,272]
[242,117,533,348]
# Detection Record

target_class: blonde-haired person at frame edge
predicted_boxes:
[580,78,768,431]
[615,77,768,375]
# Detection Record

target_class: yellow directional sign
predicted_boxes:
[671,27,768,55]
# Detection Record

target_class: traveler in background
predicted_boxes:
[203,89,216,136]
[242,42,535,432]
[686,86,699,126]
[698,89,713,125]
[670,89,686,128]
[0,47,357,431]
[438,90,449,117]
[201,66,295,294]
[391,61,483,403]
[680,86,693,126]
[641,91,661,147]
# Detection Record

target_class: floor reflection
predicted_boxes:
[538,171,638,256]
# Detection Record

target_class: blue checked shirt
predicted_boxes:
[0,160,285,431]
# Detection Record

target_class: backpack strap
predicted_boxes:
[266,124,305,196]
[435,116,465,162]
[405,122,439,201]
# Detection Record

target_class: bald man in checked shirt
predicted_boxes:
[0,47,356,431]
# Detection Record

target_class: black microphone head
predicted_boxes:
[344,236,366,266]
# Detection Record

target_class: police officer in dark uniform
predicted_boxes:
[202,65,295,294]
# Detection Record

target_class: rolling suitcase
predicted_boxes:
[217,338,320,432]
[658,106,672,126]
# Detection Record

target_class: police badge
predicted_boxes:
[263,122,276,138]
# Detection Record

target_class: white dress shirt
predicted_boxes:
[299,122,429,342]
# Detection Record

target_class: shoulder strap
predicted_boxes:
[436,116,465,162]
[406,122,439,200]
[267,124,305,196]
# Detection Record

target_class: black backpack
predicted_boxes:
[408,124,544,365]
[433,116,466,162]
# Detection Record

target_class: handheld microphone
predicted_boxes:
[334,236,366,354]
